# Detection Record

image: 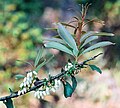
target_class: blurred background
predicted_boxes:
[0,0,120,108]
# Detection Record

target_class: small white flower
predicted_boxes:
[57,80,61,86]
[45,87,50,95]
[55,79,58,84]
[18,90,21,95]
[54,80,59,89]
[26,81,30,87]
[65,66,68,71]
[29,72,33,77]
[28,77,33,84]
[37,92,40,99]
[51,87,56,92]
[24,81,27,87]
[20,82,24,88]
[21,89,24,95]
[68,63,72,66]
[67,63,73,69]
[34,90,39,98]
[54,84,59,89]
[27,73,30,78]
[42,91,47,96]
[54,79,61,90]
[34,91,37,97]
[39,91,44,99]
[26,79,29,85]
[23,77,27,82]
[33,71,37,75]
[23,88,27,93]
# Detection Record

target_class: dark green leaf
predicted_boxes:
[57,23,78,56]
[71,76,77,92]
[89,65,102,74]
[34,48,43,67]
[63,81,73,98]
[3,99,14,108]
[15,74,25,80]
[44,41,74,56]
[81,41,115,55]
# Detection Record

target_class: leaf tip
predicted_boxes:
[44,43,47,47]
[111,33,114,36]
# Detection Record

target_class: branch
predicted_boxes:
[82,53,103,64]
[0,53,102,101]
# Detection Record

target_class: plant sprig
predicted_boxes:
[0,53,102,102]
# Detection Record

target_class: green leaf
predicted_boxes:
[44,37,65,44]
[80,31,98,43]
[35,60,46,73]
[57,23,78,56]
[80,36,98,48]
[63,81,73,98]
[15,74,25,80]
[95,32,114,36]
[80,31,114,43]
[34,48,43,67]
[35,55,54,73]
[89,65,102,74]
[81,41,115,55]
[71,76,77,92]
[3,99,14,108]
[16,60,33,67]
[45,55,54,64]
[9,88,14,94]
[45,28,57,31]
[44,41,74,56]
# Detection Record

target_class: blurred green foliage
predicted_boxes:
[0,0,43,69]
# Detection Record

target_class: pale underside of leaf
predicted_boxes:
[81,41,115,55]
[80,36,99,48]
[80,31,99,43]
[57,23,78,56]
[80,31,114,43]
[44,41,74,56]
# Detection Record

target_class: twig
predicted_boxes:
[82,53,103,64]
[0,53,102,101]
